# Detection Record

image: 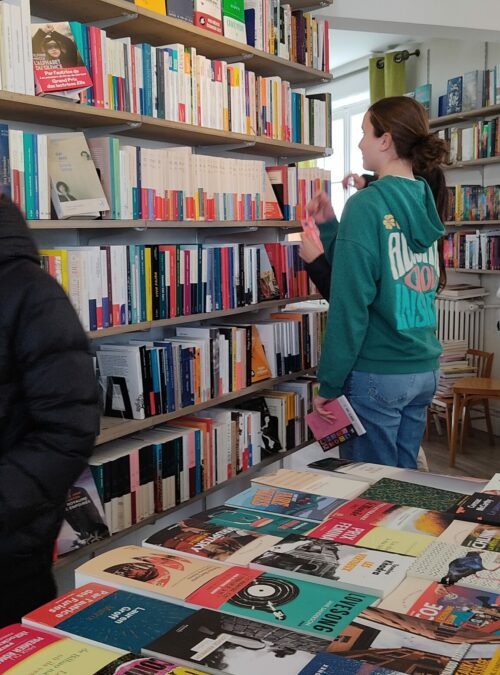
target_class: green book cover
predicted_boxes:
[196,505,313,537]
[222,0,246,42]
[221,572,376,637]
[360,479,464,512]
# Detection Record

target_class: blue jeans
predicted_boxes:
[342,370,439,468]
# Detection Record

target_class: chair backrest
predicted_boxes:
[467,349,494,378]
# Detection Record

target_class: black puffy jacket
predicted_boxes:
[0,200,100,578]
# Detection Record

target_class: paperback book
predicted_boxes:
[251,468,369,499]
[142,608,331,675]
[305,396,366,450]
[191,505,313,537]
[447,493,500,526]
[299,653,406,674]
[225,485,345,523]
[249,534,412,597]
[438,520,500,552]
[143,520,281,566]
[359,478,465,512]
[408,541,500,592]
[378,578,500,635]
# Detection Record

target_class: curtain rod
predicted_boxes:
[376,49,421,69]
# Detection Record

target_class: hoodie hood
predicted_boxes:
[0,199,39,265]
[369,175,444,252]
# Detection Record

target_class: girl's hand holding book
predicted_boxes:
[314,394,336,421]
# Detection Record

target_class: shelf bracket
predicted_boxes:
[277,148,331,165]
[91,12,138,30]
[195,140,256,155]
[220,53,255,65]
[81,121,142,138]
[291,76,331,88]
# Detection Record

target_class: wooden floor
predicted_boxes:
[423,429,499,479]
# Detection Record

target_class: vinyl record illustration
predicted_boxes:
[227,576,299,620]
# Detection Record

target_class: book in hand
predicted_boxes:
[359,478,465,512]
[447,493,500,526]
[407,541,500,592]
[305,396,366,451]
[0,623,141,674]
[57,467,110,556]
[225,485,346,523]
[48,132,109,219]
[142,608,331,675]
[438,520,500,552]
[31,22,92,98]
[248,534,413,598]
[191,505,314,537]
[378,577,500,635]
[22,582,194,653]
[142,520,281,566]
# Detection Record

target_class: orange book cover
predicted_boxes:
[251,325,272,382]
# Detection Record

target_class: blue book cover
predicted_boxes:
[446,76,463,114]
[23,583,194,652]
[299,653,405,674]
[225,484,346,522]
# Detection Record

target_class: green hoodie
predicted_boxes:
[318,175,445,399]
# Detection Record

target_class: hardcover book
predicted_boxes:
[378,578,500,635]
[359,479,465,512]
[225,485,345,523]
[143,520,281,566]
[251,468,370,499]
[331,498,453,537]
[407,541,500,592]
[192,505,313,537]
[438,520,500,552]
[305,396,366,450]
[446,76,463,114]
[142,608,331,674]
[447,493,500,526]
[249,534,413,597]
[23,583,195,653]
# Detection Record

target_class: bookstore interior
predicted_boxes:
[1,0,500,673]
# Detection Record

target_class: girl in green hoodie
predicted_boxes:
[309,96,448,468]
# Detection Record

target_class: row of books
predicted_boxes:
[440,120,500,163]
[96,307,326,418]
[446,184,500,223]
[14,462,498,674]
[40,242,320,331]
[134,0,330,71]
[442,229,500,271]
[441,67,500,116]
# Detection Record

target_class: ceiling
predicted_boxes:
[330,29,420,69]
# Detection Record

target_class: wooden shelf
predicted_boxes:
[31,0,332,86]
[448,268,500,274]
[445,221,500,227]
[54,437,314,570]
[29,219,302,230]
[0,91,330,160]
[430,103,500,129]
[97,367,317,444]
[88,294,322,339]
[445,156,500,169]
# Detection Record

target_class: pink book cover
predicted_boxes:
[305,395,366,451]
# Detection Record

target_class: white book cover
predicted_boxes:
[483,473,500,495]
[97,345,146,420]
[252,468,369,499]
[438,520,500,551]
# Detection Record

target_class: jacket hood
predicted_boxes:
[0,199,39,265]
[370,175,444,252]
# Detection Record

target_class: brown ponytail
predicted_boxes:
[369,96,448,291]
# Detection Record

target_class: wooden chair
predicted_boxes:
[427,349,495,465]
[449,349,498,467]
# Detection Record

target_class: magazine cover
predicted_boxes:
[326,499,453,537]
[379,578,500,635]
[249,534,412,597]
[305,396,366,451]
[57,467,110,556]
[225,485,345,523]
[193,505,313,537]
[143,520,281,566]
[219,572,376,637]
[31,22,92,96]
[359,479,465,512]
[143,609,330,675]
[48,132,109,219]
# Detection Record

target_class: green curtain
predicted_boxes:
[384,51,406,97]
[369,56,385,104]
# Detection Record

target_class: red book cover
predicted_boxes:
[88,26,104,108]
[187,567,260,608]
[221,247,230,309]
[308,516,375,544]
[305,396,366,451]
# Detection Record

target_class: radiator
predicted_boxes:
[436,298,485,350]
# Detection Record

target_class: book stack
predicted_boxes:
[433,340,477,399]
[26,464,499,674]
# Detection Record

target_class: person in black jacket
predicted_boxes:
[0,197,100,627]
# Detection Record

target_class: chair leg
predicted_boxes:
[445,406,452,450]
[450,392,463,468]
[459,404,468,455]
[483,399,495,446]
